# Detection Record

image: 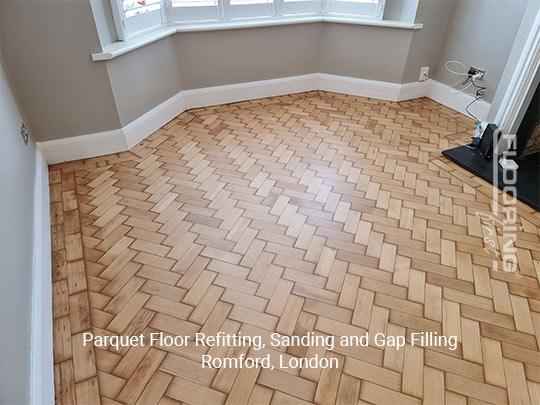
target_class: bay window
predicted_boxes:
[110,0,386,40]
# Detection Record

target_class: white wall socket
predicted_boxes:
[419,66,430,82]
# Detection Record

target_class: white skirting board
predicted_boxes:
[37,129,127,165]
[428,80,491,122]
[37,74,491,164]
[184,74,319,109]
[317,73,403,101]
[30,150,54,404]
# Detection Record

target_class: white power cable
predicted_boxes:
[444,60,470,76]
[444,60,471,88]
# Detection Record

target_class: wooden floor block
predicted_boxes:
[50,91,540,404]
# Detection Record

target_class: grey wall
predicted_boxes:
[320,23,413,83]
[401,0,454,83]
[106,36,182,126]
[176,23,321,89]
[1,0,121,141]
[0,57,35,405]
[432,0,528,102]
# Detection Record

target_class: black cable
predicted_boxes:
[464,79,487,122]
[471,80,486,97]
[465,96,482,121]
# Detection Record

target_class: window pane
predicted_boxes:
[170,0,219,21]
[229,0,273,19]
[230,0,272,4]
[328,0,381,17]
[171,0,218,7]
[282,0,319,15]
[123,0,161,17]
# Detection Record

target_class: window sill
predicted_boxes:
[92,16,423,61]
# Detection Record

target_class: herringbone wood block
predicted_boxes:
[50,91,540,404]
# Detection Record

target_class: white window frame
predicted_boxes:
[111,0,167,40]
[169,0,321,23]
[111,0,385,40]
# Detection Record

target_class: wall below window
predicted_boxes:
[176,24,322,91]
[106,36,182,126]
[320,23,413,83]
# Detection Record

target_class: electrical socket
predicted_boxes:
[419,66,430,82]
[468,66,485,80]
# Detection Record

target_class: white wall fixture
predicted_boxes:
[37,74,490,164]
[418,67,430,82]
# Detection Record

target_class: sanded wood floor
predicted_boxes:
[50,91,540,404]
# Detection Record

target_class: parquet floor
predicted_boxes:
[50,91,540,405]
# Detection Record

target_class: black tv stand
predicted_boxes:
[442,146,540,211]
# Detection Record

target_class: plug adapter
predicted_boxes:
[468,67,485,80]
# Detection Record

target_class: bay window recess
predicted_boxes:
[111,0,386,39]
